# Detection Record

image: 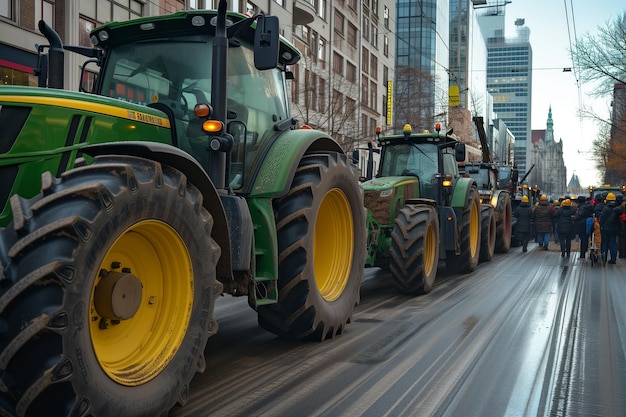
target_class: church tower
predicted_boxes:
[545,106,554,143]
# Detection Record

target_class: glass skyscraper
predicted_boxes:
[481,15,533,176]
[394,0,449,132]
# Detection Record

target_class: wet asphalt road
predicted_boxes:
[170,243,626,417]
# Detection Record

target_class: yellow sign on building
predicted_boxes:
[449,85,460,107]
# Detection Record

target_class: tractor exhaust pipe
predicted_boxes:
[38,20,64,89]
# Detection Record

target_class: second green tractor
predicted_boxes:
[362,125,482,295]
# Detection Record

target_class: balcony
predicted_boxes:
[293,0,315,25]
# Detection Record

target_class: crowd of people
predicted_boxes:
[513,192,626,264]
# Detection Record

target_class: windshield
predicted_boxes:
[467,167,491,190]
[98,36,290,188]
[380,143,439,179]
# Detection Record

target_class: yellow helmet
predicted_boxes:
[562,199,572,206]
[606,192,616,201]
[540,195,547,201]
[521,196,529,203]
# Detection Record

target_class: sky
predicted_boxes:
[501,0,625,188]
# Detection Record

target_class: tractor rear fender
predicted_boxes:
[246,130,347,299]
[249,130,343,198]
[450,177,477,208]
[81,141,234,283]
[445,177,477,255]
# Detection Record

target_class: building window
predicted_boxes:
[80,0,144,24]
[346,61,357,83]
[370,54,377,78]
[362,76,368,107]
[318,37,327,68]
[347,23,357,47]
[383,35,389,57]
[346,97,356,121]
[362,47,369,75]
[334,10,345,35]
[333,52,344,75]
[35,0,55,29]
[318,77,326,112]
[292,64,300,103]
[370,81,376,111]
[79,16,97,47]
[333,89,343,115]
[348,0,357,11]
[315,0,326,19]
[362,16,369,41]
[0,0,13,20]
[246,1,259,15]
[383,6,389,29]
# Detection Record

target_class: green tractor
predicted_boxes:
[0,5,366,417]
[362,124,481,295]
[460,161,512,259]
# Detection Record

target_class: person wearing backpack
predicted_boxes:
[575,196,594,258]
[554,199,575,257]
[600,193,624,264]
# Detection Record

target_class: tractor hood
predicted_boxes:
[362,176,418,192]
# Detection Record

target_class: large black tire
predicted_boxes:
[389,205,439,295]
[479,205,496,262]
[446,185,481,274]
[495,192,512,253]
[257,152,365,341]
[0,156,221,417]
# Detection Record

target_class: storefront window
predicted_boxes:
[0,65,37,86]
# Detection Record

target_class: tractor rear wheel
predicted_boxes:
[389,205,439,294]
[257,152,365,341]
[495,192,512,253]
[446,185,481,274]
[479,205,496,262]
[0,156,220,417]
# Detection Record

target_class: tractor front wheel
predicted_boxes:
[479,205,496,262]
[446,185,481,274]
[0,156,220,417]
[258,152,365,340]
[389,205,439,294]
[495,193,512,253]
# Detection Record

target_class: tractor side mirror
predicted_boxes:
[455,142,466,162]
[254,15,279,70]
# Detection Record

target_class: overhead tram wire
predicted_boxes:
[563,0,585,140]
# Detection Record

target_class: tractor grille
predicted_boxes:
[364,190,392,225]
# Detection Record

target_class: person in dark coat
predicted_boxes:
[554,199,575,257]
[533,195,553,250]
[575,196,594,258]
[513,195,533,252]
[594,192,607,217]
[600,193,624,264]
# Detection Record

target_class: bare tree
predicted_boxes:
[572,12,626,98]
[291,57,361,152]
[571,12,626,184]
[393,66,438,132]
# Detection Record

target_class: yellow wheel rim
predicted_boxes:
[469,199,480,257]
[313,188,354,302]
[424,220,437,276]
[90,220,193,386]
